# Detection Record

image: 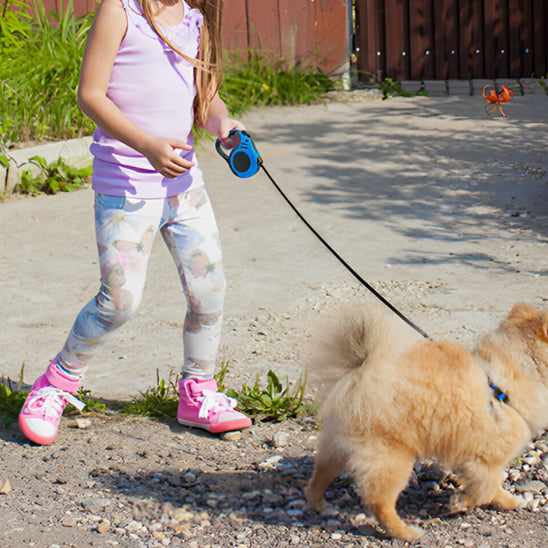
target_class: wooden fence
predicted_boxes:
[35,0,351,76]
[355,0,548,81]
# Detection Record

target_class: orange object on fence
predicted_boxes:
[482,85,514,117]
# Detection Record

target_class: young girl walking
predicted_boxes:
[19,0,252,445]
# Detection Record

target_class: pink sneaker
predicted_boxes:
[177,377,252,434]
[19,361,85,445]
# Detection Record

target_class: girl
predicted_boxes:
[19,0,251,445]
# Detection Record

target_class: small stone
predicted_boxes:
[61,516,78,527]
[272,431,290,447]
[220,430,242,441]
[258,455,283,469]
[0,479,11,494]
[515,480,547,494]
[75,418,92,429]
[97,519,111,534]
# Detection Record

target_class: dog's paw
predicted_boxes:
[305,496,326,513]
[304,485,325,512]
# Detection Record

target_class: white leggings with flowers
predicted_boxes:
[56,187,225,379]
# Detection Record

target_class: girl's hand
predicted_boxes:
[217,118,246,149]
[142,137,195,178]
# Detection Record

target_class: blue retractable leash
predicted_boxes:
[215,129,429,340]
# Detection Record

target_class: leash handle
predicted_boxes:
[215,129,263,179]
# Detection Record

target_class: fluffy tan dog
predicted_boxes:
[305,301,548,541]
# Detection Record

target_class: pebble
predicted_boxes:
[0,479,11,494]
[75,418,92,429]
[97,519,111,534]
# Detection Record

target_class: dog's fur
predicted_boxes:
[304,301,548,541]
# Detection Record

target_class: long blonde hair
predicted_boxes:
[140,0,224,127]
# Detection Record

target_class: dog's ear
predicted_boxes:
[507,302,536,321]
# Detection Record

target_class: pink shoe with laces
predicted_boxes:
[177,377,251,433]
[19,361,85,445]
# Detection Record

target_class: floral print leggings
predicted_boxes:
[56,187,225,379]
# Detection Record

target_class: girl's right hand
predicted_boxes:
[142,137,195,178]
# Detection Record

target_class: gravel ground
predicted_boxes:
[1,409,547,548]
[1,282,548,548]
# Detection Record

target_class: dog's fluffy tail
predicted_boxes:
[307,300,421,416]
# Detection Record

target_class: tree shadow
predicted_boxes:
[251,97,548,274]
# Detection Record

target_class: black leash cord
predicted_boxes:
[260,164,430,340]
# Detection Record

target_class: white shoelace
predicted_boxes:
[29,386,86,417]
[197,389,237,419]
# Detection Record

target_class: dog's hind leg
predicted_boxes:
[354,448,421,542]
[457,462,524,510]
[305,432,348,512]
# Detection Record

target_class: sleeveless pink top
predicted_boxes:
[90,0,205,198]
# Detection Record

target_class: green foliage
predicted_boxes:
[15,155,92,195]
[535,73,547,93]
[374,77,428,100]
[217,362,308,423]
[220,50,335,116]
[122,361,310,424]
[0,365,27,427]
[0,363,104,426]
[0,0,95,147]
[65,386,106,415]
[120,370,180,418]
[0,0,32,48]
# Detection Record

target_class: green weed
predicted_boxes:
[220,50,335,116]
[120,369,180,418]
[374,77,428,100]
[121,361,310,424]
[0,365,27,427]
[0,363,104,426]
[0,0,94,147]
[15,155,92,195]
[217,362,309,423]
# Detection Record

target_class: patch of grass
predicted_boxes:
[120,369,180,418]
[0,363,106,426]
[216,362,309,423]
[0,366,28,427]
[0,0,95,147]
[14,155,92,195]
[121,361,311,424]
[374,77,428,100]
[220,50,336,116]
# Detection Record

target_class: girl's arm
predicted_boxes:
[77,0,193,178]
[202,92,245,147]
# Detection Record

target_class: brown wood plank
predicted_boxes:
[459,0,484,79]
[221,0,248,52]
[355,0,385,81]
[314,0,350,75]
[278,0,316,69]
[245,0,282,61]
[532,0,547,76]
[434,0,459,79]
[385,0,409,80]
[409,0,435,80]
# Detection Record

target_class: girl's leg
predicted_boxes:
[19,193,161,445]
[57,194,160,376]
[161,188,251,433]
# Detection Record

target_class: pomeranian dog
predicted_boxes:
[305,301,548,541]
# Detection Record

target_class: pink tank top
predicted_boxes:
[90,0,205,199]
